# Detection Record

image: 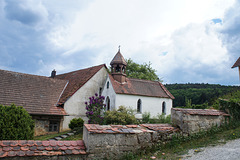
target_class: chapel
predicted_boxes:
[101,49,174,117]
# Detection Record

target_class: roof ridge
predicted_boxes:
[128,77,159,83]
[55,81,69,107]
[0,69,68,83]
[56,64,106,76]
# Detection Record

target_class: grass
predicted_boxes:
[33,131,69,140]
[122,122,240,160]
[33,131,83,141]
[62,133,83,140]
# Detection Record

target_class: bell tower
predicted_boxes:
[110,47,127,83]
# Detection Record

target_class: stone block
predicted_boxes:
[152,131,159,142]
[67,133,74,136]
[60,135,68,138]
[137,132,152,145]
[54,137,62,141]
[115,134,138,146]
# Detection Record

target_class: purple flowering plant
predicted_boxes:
[85,93,105,124]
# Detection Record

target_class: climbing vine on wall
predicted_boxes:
[219,98,240,120]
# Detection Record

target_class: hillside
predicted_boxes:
[165,83,240,107]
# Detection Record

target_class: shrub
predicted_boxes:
[219,98,240,120]
[0,104,34,140]
[85,93,105,124]
[156,114,171,123]
[142,112,151,123]
[104,106,138,125]
[146,114,171,124]
[69,117,84,130]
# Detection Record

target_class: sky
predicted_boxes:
[0,0,240,85]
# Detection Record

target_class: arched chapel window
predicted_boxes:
[162,101,166,114]
[137,99,142,113]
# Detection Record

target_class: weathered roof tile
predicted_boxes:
[17,151,25,156]
[42,141,50,147]
[0,151,8,158]
[63,141,71,146]
[8,151,17,157]
[50,141,57,147]
[0,140,86,158]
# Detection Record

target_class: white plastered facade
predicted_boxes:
[101,75,172,118]
[62,67,108,130]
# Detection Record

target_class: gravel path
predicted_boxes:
[183,138,240,160]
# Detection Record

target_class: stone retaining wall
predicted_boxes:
[83,124,179,159]
[171,108,230,134]
[0,108,230,160]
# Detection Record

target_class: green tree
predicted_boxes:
[125,59,161,81]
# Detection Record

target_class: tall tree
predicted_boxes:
[125,59,161,81]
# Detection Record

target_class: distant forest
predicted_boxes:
[165,83,240,107]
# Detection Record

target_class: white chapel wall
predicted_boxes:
[62,67,108,130]
[101,75,116,110]
[115,94,172,118]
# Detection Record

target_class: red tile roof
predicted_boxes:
[172,108,230,116]
[55,64,107,105]
[0,69,68,115]
[84,124,178,134]
[0,140,86,158]
[109,74,174,99]
[232,57,240,68]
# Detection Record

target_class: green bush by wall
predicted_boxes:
[104,106,138,125]
[69,117,84,130]
[219,99,240,120]
[0,104,35,140]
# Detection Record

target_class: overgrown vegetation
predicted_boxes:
[0,104,35,140]
[142,112,171,124]
[165,83,239,108]
[218,90,240,120]
[103,106,138,125]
